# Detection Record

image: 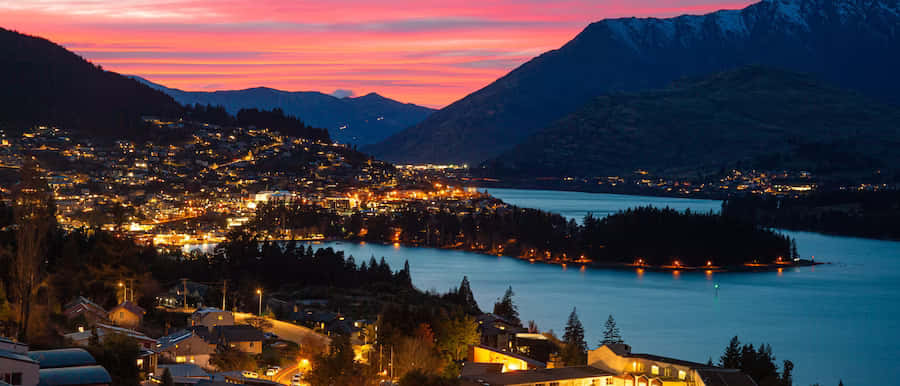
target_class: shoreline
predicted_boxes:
[477,185,900,242]
[469,180,730,200]
[318,238,826,274]
[181,237,824,273]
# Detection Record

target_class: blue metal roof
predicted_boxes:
[27,348,97,369]
[37,365,111,386]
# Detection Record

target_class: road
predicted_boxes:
[234,312,331,351]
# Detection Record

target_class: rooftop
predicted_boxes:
[159,363,211,378]
[28,348,97,369]
[110,301,146,316]
[462,366,612,385]
[696,368,758,386]
[37,365,112,386]
[214,325,264,342]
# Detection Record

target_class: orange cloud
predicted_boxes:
[0,0,752,107]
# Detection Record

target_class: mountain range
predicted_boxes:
[480,66,900,179]
[131,77,435,146]
[365,0,900,165]
[0,27,182,139]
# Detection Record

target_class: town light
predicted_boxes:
[257,289,263,316]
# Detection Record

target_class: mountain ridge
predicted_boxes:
[131,76,435,146]
[0,27,183,140]
[480,66,900,179]
[365,0,900,164]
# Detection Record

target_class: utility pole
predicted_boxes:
[222,280,227,310]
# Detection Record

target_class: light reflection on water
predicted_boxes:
[185,188,900,385]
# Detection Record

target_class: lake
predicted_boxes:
[309,188,898,386]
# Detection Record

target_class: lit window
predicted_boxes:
[218,315,224,320]
[190,356,195,363]
[678,370,687,380]
[176,356,186,363]
[136,359,144,367]
[651,365,659,375]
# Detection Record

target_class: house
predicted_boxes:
[468,344,546,372]
[213,325,264,355]
[189,308,234,331]
[62,297,108,327]
[460,344,758,386]
[108,301,145,329]
[512,333,558,364]
[27,348,112,386]
[476,314,526,351]
[0,337,39,386]
[64,323,157,350]
[155,328,217,368]
[588,344,757,386]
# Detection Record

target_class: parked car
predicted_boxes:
[242,371,258,379]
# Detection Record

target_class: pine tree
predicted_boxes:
[780,360,793,386]
[561,307,587,366]
[492,286,520,326]
[720,336,742,368]
[457,276,481,314]
[791,239,799,259]
[395,260,412,288]
[601,315,624,345]
[838,380,843,386]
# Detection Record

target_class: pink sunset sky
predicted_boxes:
[1,0,752,107]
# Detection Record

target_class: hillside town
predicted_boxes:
[1,283,760,386]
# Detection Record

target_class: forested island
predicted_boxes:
[723,190,900,240]
[248,202,810,271]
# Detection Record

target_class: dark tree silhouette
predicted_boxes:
[601,315,624,346]
[492,286,520,326]
[561,307,587,366]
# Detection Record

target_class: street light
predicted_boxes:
[256,289,263,316]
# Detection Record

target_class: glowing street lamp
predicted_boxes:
[256,289,263,316]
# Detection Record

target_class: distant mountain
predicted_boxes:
[132,77,435,146]
[0,27,182,139]
[480,66,900,179]
[366,0,900,164]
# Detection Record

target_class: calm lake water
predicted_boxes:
[308,188,898,386]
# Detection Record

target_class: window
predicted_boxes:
[176,356,186,363]
[678,370,687,380]
[249,342,254,347]
[137,358,144,367]
[119,311,124,318]
[3,373,24,385]
[218,315,224,320]
[651,365,659,375]
[190,356,196,363]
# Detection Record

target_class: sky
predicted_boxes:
[0,0,752,108]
